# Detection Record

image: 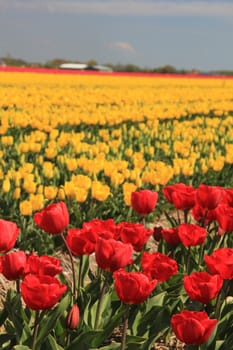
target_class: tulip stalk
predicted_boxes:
[32,310,40,350]
[61,232,77,302]
[121,303,130,350]
[94,272,109,330]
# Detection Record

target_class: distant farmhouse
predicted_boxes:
[59,62,112,72]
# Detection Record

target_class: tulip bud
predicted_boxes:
[66,304,80,329]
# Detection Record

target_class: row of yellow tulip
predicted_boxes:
[0,72,233,217]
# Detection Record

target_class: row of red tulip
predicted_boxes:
[0,182,232,348]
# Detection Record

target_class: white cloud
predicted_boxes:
[109,41,136,53]
[1,0,233,17]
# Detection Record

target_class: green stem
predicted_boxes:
[32,310,40,350]
[77,255,83,294]
[121,304,130,350]
[186,246,191,274]
[61,232,77,302]
[94,273,109,330]
[215,280,230,318]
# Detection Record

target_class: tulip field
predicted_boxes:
[0,68,232,349]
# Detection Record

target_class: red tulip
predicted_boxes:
[66,304,80,329]
[162,183,196,210]
[0,250,26,280]
[82,218,118,240]
[142,251,178,282]
[21,274,67,310]
[161,227,181,246]
[215,203,233,232]
[95,238,133,272]
[204,248,233,280]
[171,310,217,345]
[113,269,157,304]
[131,189,158,215]
[196,184,224,210]
[66,227,97,255]
[191,204,218,225]
[24,253,63,276]
[118,222,153,252]
[34,201,69,234]
[178,223,206,247]
[183,271,223,304]
[224,188,233,206]
[0,219,20,253]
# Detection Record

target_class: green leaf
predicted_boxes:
[13,346,31,350]
[126,335,146,344]
[36,294,70,348]
[0,333,15,346]
[91,343,121,350]
[136,305,170,339]
[45,334,64,350]
[66,330,102,350]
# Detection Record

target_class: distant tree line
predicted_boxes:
[1,56,233,76]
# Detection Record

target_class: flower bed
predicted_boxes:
[0,184,232,350]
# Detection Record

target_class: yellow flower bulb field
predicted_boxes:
[0,71,233,220]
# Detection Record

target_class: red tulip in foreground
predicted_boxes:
[34,201,69,234]
[178,223,207,246]
[142,251,178,282]
[131,189,158,215]
[118,222,153,252]
[113,269,157,304]
[161,227,181,246]
[21,274,67,310]
[183,271,223,305]
[215,203,233,232]
[66,304,80,329]
[0,250,26,281]
[162,183,196,210]
[24,253,63,277]
[171,310,217,345]
[95,237,133,272]
[204,247,233,280]
[196,184,224,210]
[0,219,20,253]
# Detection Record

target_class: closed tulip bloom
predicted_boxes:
[178,223,206,247]
[0,219,20,253]
[34,201,69,234]
[224,188,233,206]
[161,227,181,246]
[142,251,178,282]
[162,183,196,210]
[191,204,218,225]
[113,269,157,304]
[24,253,63,276]
[184,271,223,304]
[66,304,80,329]
[0,250,26,280]
[131,189,158,215]
[215,203,233,232]
[171,310,217,345]
[196,184,224,210]
[21,274,67,310]
[95,238,133,272]
[204,248,233,280]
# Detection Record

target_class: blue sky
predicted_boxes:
[0,0,233,70]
